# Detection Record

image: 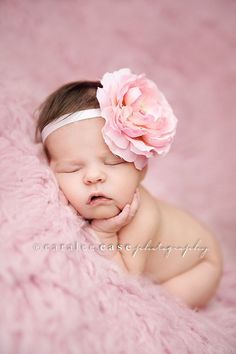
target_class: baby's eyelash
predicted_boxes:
[61,168,81,173]
[105,161,125,165]
[61,161,126,173]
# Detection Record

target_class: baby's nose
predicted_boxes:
[83,169,106,184]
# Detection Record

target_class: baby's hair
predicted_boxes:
[34,80,102,158]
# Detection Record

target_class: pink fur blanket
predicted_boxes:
[1,1,236,353]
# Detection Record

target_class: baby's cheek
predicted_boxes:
[56,178,81,207]
[58,176,79,195]
[119,185,138,206]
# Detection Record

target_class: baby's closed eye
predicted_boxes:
[104,159,126,165]
[59,159,126,173]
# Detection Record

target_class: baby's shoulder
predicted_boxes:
[139,187,191,238]
[138,185,161,231]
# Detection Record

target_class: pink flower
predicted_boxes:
[96,68,178,170]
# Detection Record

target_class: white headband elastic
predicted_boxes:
[41,108,102,144]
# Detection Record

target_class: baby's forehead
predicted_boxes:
[47,130,120,163]
[46,117,106,151]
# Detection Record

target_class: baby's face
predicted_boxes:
[46,117,145,220]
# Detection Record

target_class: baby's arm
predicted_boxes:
[91,230,129,273]
[118,187,160,276]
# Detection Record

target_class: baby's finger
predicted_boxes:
[129,189,140,218]
[101,204,130,231]
[110,204,130,227]
[92,204,130,232]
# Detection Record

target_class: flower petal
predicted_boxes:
[96,68,178,165]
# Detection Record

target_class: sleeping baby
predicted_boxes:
[35,68,223,310]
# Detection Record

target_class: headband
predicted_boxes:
[40,68,178,170]
[41,108,102,144]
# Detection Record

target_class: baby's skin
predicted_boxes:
[46,117,223,310]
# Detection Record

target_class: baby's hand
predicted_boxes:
[90,188,140,236]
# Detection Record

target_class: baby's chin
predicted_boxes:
[83,205,120,221]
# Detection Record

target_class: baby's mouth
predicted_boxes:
[87,193,113,206]
[89,196,113,206]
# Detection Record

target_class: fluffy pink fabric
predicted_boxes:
[0,1,236,353]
